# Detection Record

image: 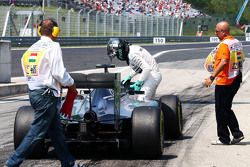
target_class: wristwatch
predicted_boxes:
[210,75,215,81]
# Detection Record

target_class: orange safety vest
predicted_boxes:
[204,36,245,85]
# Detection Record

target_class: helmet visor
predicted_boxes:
[107,42,119,59]
[108,48,117,59]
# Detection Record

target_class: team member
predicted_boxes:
[5,18,84,167]
[107,38,162,101]
[204,21,245,145]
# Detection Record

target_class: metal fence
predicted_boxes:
[0,5,182,37]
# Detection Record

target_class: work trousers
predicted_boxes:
[6,88,75,167]
[215,74,243,144]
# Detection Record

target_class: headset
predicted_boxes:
[37,19,60,37]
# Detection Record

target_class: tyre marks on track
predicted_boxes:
[164,84,214,166]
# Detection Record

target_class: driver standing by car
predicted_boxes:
[107,38,162,101]
[5,18,84,167]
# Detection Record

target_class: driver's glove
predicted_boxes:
[130,80,143,91]
[121,75,132,85]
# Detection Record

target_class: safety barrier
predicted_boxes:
[0,36,243,47]
[0,36,247,47]
[0,40,11,82]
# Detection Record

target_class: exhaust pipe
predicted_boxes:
[84,111,97,123]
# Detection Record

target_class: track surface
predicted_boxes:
[1,42,250,166]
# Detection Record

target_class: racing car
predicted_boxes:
[13,64,183,158]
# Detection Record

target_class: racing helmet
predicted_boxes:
[107,38,130,62]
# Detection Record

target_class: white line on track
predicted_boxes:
[0,96,29,104]
[153,46,250,83]
[5,45,250,104]
[0,143,13,149]
[116,47,216,73]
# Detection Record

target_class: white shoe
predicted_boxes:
[211,139,230,145]
[3,164,9,167]
[72,162,86,167]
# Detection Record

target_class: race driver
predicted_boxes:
[107,38,162,101]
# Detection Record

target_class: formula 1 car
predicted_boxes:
[14,64,183,158]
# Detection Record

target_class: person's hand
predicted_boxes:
[121,75,132,85]
[60,84,78,118]
[68,84,78,94]
[130,80,143,91]
[204,77,213,87]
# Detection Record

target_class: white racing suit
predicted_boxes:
[128,45,162,101]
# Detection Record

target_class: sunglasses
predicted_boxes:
[215,29,223,33]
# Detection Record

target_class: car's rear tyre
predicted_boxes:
[132,106,164,158]
[161,95,183,139]
[14,106,48,158]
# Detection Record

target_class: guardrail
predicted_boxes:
[0,36,247,47]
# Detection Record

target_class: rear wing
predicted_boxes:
[70,72,121,131]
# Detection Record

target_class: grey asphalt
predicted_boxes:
[156,56,250,167]
[1,45,250,167]
[1,58,250,167]
[179,71,250,167]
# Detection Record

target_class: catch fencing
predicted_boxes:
[0,5,182,37]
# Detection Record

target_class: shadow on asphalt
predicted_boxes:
[232,141,250,145]
[41,143,179,161]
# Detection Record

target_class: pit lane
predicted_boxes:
[1,43,249,167]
